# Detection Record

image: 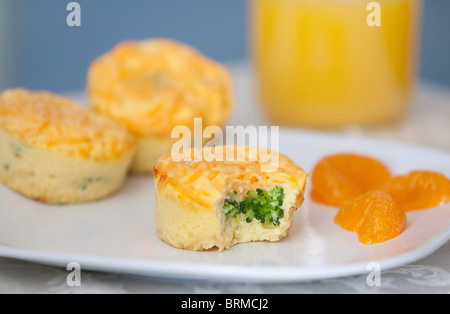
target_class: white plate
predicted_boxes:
[0,129,449,283]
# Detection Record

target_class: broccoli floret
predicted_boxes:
[222,186,285,226]
[222,199,240,218]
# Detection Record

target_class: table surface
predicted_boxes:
[1,62,449,294]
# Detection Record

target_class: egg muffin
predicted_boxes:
[153,146,309,251]
[0,89,136,204]
[87,38,233,174]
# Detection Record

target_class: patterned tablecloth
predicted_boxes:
[0,62,449,294]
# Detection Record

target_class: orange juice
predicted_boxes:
[250,0,422,128]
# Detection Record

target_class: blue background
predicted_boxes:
[1,0,449,92]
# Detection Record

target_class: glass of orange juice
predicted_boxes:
[250,0,422,129]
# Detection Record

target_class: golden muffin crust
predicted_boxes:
[0,89,136,162]
[87,38,233,138]
[154,146,308,212]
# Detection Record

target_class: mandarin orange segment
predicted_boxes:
[382,171,450,211]
[311,154,391,207]
[335,190,407,245]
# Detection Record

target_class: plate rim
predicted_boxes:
[0,222,448,283]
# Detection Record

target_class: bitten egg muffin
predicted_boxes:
[0,88,136,204]
[153,146,309,251]
[87,38,233,174]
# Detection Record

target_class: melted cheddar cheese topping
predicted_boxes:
[0,89,136,162]
[87,39,233,138]
[154,146,309,210]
